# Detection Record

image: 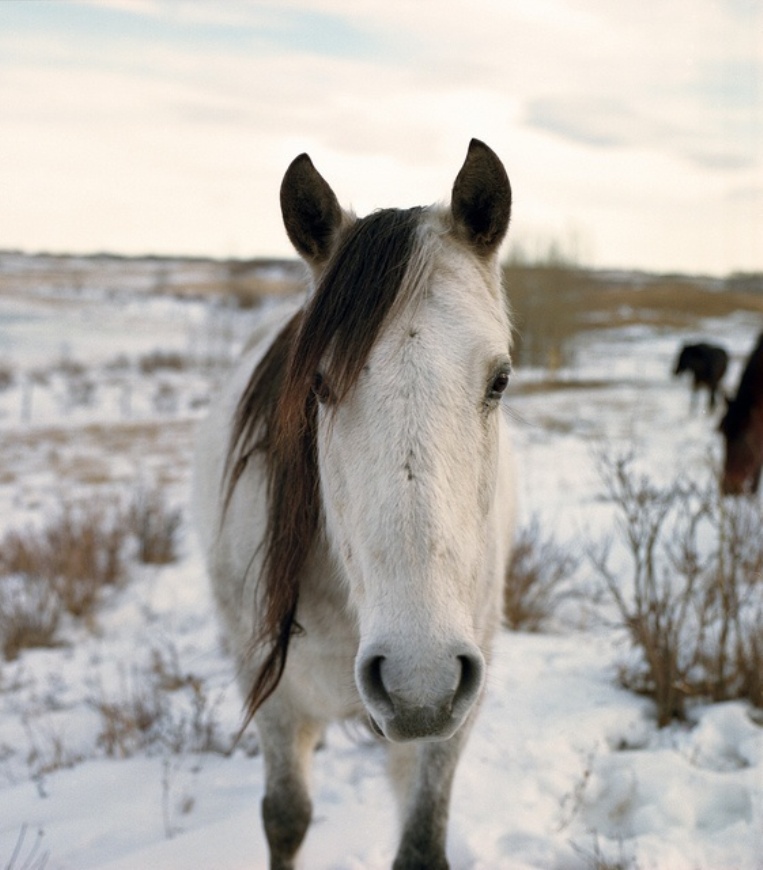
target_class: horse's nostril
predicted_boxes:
[360,655,392,708]
[454,652,484,710]
[358,645,485,732]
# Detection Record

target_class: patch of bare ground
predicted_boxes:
[0,420,197,490]
[0,251,304,305]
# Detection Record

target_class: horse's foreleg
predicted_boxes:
[690,383,699,413]
[388,735,466,870]
[257,708,323,870]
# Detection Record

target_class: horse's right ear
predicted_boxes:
[280,154,343,265]
[451,139,511,256]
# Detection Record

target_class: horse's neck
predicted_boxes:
[750,403,763,437]
[752,351,763,401]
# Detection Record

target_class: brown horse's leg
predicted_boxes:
[388,733,467,870]
[257,706,323,870]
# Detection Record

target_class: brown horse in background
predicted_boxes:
[719,332,763,495]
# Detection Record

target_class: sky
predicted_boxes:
[0,0,761,276]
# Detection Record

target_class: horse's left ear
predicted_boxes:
[280,153,344,265]
[451,139,511,256]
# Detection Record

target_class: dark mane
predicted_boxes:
[224,206,426,722]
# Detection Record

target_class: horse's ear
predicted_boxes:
[451,139,511,256]
[280,153,343,265]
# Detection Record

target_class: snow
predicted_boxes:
[0,262,761,869]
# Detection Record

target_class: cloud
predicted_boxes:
[0,0,760,273]
[524,93,759,172]
[525,98,646,149]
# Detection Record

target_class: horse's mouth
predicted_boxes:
[366,705,463,744]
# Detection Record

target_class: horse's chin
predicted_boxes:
[367,708,465,744]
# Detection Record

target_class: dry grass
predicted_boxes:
[511,378,612,397]
[0,501,125,621]
[0,576,61,660]
[589,278,763,325]
[504,265,763,369]
[91,648,231,759]
[128,486,183,565]
[0,362,15,392]
[93,669,169,758]
[23,716,85,780]
[138,350,189,374]
[0,485,184,658]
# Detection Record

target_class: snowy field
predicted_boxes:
[0,257,761,869]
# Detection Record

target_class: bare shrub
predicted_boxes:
[104,353,131,372]
[64,375,96,409]
[0,575,61,660]
[590,454,763,725]
[0,361,15,392]
[128,487,183,564]
[139,350,188,374]
[150,643,197,692]
[167,675,228,756]
[92,668,167,758]
[148,644,229,755]
[152,382,179,414]
[0,501,126,621]
[91,651,231,758]
[54,358,86,378]
[51,357,96,410]
[504,516,579,630]
[695,494,763,706]
[0,490,181,657]
[23,716,84,780]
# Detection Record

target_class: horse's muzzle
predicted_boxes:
[356,644,485,742]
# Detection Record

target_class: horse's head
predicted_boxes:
[674,347,690,376]
[279,140,513,741]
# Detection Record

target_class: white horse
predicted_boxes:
[193,139,515,869]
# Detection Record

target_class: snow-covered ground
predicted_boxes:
[0,263,761,869]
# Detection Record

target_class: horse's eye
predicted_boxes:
[312,372,332,404]
[488,369,510,400]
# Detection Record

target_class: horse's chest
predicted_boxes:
[287,628,363,718]
[287,569,364,718]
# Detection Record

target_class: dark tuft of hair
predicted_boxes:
[224,207,425,723]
